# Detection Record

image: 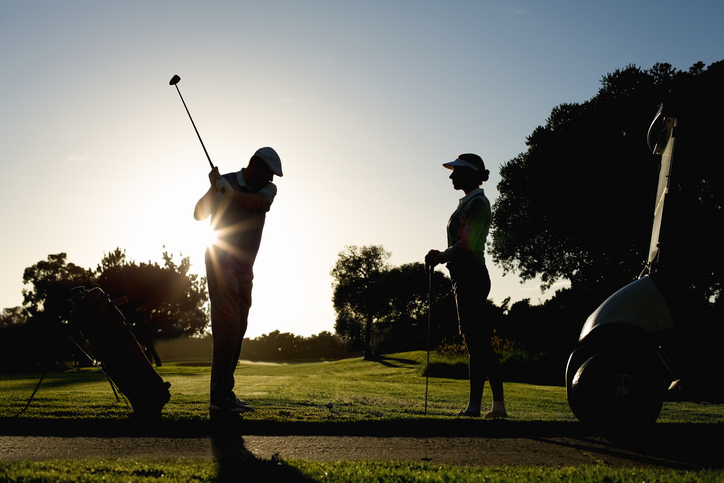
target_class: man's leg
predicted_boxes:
[207,264,242,404]
[229,272,252,382]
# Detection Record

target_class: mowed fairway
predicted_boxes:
[4,352,571,422]
[2,351,721,424]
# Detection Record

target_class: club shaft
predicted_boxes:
[425,270,431,415]
[174,84,214,169]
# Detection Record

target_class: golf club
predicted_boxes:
[425,266,432,415]
[169,75,214,169]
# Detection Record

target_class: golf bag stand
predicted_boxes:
[69,286,171,417]
[16,326,124,417]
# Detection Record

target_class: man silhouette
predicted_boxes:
[194,147,283,412]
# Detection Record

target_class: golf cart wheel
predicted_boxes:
[568,352,664,426]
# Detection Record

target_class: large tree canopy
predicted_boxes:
[491,61,724,312]
[96,248,208,339]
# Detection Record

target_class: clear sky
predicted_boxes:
[1,1,722,339]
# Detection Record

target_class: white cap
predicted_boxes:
[254,147,283,177]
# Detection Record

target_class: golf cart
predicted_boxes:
[565,106,685,425]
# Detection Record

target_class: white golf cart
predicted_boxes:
[565,106,683,425]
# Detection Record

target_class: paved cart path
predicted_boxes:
[1,431,721,470]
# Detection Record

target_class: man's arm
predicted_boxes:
[194,167,223,221]
[216,177,273,211]
[193,180,269,221]
[194,185,216,221]
[224,189,271,211]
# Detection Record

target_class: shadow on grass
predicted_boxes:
[1,369,111,389]
[377,356,419,368]
[424,361,469,380]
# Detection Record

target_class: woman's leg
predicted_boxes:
[453,267,497,416]
[464,335,485,414]
[485,342,504,402]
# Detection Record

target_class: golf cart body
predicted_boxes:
[566,107,682,426]
[579,275,674,341]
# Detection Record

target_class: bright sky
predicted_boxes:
[1,1,722,339]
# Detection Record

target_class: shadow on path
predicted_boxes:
[2,417,722,470]
[210,412,310,482]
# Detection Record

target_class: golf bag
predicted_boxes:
[69,286,171,416]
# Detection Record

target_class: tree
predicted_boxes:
[491,61,724,314]
[304,331,348,360]
[330,245,391,360]
[0,306,24,329]
[22,253,95,324]
[9,248,208,369]
[375,262,458,354]
[19,253,96,367]
[333,309,365,352]
[0,306,30,371]
[96,248,209,365]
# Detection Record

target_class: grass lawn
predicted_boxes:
[1,351,723,481]
[2,458,723,483]
[4,351,577,423]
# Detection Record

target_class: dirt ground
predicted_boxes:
[1,419,721,470]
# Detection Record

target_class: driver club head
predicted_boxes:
[169,75,181,86]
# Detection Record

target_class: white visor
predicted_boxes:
[443,158,479,171]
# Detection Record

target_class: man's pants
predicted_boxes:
[206,263,253,403]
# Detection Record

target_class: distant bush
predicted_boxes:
[155,330,354,363]
[155,336,212,362]
[419,334,562,385]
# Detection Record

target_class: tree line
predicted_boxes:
[154,330,349,362]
